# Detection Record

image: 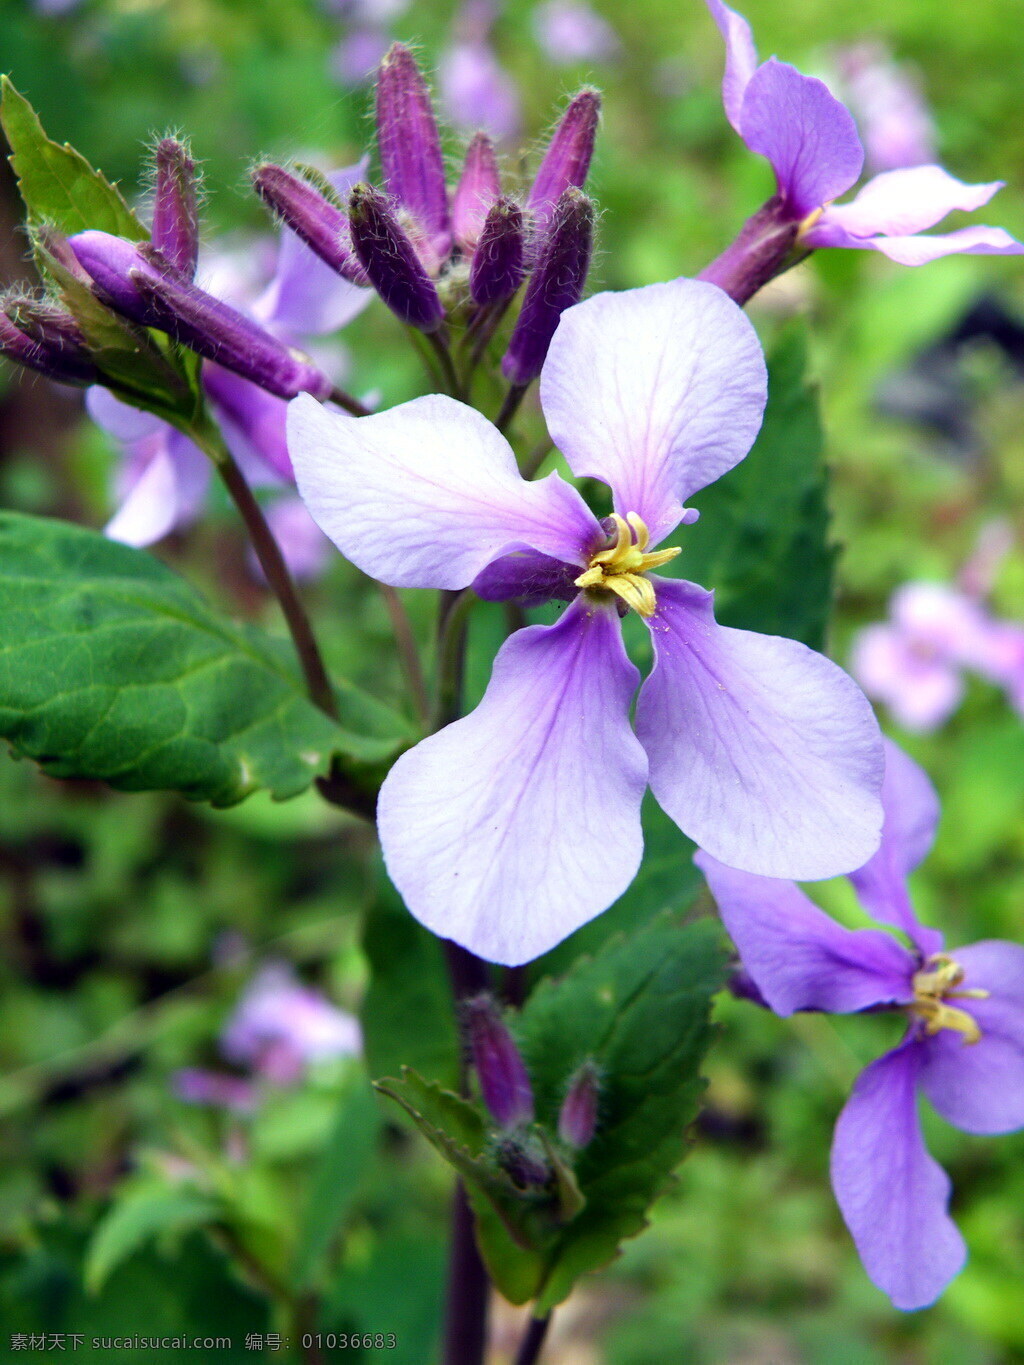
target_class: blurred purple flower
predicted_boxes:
[288,278,884,964]
[439,40,521,141]
[835,41,936,175]
[331,29,392,85]
[533,1,620,65]
[699,739,1024,1310]
[174,1069,259,1114]
[247,497,332,585]
[704,0,1024,265]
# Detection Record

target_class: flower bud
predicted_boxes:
[494,1135,551,1189]
[0,300,100,386]
[68,230,160,326]
[469,197,526,307]
[452,132,501,252]
[251,163,371,287]
[527,88,600,232]
[464,994,534,1129]
[151,138,200,280]
[557,1059,600,1149]
[501,186,593,387]
[348,183,445,333]
[376,43,451,267]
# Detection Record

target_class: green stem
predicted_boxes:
[427,328,464,399]
[327,384,372,417]
[434,588,476,731]
[495,382,528,434]
[379,582,430,726]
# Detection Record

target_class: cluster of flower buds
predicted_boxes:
[0,294,100,386]
[252,43,598,389]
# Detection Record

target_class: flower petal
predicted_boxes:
[105,430,210,548]
[704,0,759,134]
[288,392,601,589]
[739,58,863,219]
[471,549,580,606]
[811,224,1024,265]
[377,596,647,965]
[696,851,916,1014]
[919,940,1024,1135]
[831,1042,966,1311]
[850,622,964,732]
[540,281,767,545]
[636,578,883,879]
[204,364,293,482]
[813,166,1004,239]
[848,738,943,957]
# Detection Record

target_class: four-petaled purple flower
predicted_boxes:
[698,739,1024,1310]
[704,0,1024,269]
[287,278,884,965]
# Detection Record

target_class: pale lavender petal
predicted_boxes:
[704,0,759,134]
[919,940,1024,1135]
[86,386,165,442]
[204,364,293,482]
[696,851,915,1014]
[636,579,883,879]
[849,622,964,732]
[533,1,620,65]
[848,738,944,958]
[831,1043,966,1311]
[471,549,580,605]
[836,41,936,175]
[739,58,863,218]
[105,430,210,548]
[222,963,362,1076]
[812,224,1024,264]
[250,497,332,584]
[813,166,1003,239]
[174,1068,259,1112]
[288,392,601,589]
[377,596,647,965]
[540,281,766,545]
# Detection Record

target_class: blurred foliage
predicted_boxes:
[2,0,1024,1360]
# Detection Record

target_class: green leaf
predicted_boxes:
[1,77,146,240]
[291,1078,381,1291]
[673,323,836,650]
[85,1188,222,1293]
[0,513,409,805]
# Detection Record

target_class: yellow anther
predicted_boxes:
[908,953,989,1045]
[574,512,681,618]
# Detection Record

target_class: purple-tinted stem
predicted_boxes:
[442,1183,490,1365]
[697,197,803,306]
[514,1316,552,1365]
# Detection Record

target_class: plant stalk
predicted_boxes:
[514,1315,552,1365]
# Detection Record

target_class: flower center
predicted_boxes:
[908,953,989,1045]
[574,512,681,618]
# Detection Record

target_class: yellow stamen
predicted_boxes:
[908,953,989,1045]
[796,206,825,240]
[574,512,681,618]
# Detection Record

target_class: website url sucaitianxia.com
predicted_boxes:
[9,1336,234,1351]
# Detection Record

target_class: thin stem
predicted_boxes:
[514,1316,552,1365]
[520,438,553,480]
[442,1183,490,1365]
[327,383,372,417]
[427,328,463,398]
[378,583,430,726]
[495,382,528,434]
[466,298,512,380]
[434,588,476,731]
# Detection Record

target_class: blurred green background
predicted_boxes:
[2,0,1023,1360]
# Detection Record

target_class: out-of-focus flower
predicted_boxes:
[834,40,936,175]
[533,1,620,66]
[439,39,521,141]
[288,278,884,965]
[699,740,1024,1310]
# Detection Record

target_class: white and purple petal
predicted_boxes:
[704,0,759,134]
[287,392,601,590]
[918,940,1024,1135]
[105,428,210,548]
[697,851,916,1015]
[377,596,647,965]
[831,1042,966,1311]
[540,281,767,546]
[810,166,1004,240]
[809,223,1024,264]
[636,579,883,880]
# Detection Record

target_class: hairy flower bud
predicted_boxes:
[527,88,601,232]
[452,132,501,252]
[251,163,371,287]
[557,1059,600,1148]
[464,994,534,1129]
[0,300,100,386]
[501,186,593,386]
[348,183,445,333]
[375,43,451,267]
[469,197,526,307]
[151,137,200,279]
[69,230,160,326]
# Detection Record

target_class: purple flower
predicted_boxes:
[438,40,522,141]
[851,581,1024,732]
[704,0,1023,266]
[834,41,936,175]
[698,739,1024,1310]
[288,278,884,965]
[533,1,620,66]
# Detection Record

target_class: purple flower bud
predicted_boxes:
[464,994,534,1129]
[375,43,451,268]
[557,1059,600,1148]
[501,186,593,387]
[469,197,526,307]
[151,138,200,279]
[68,229,160,326]
[251,163,371,287]
[0,300,100,385]
[494,1135,551,1189]
[348,183,445,333]
[452,132,501,252]
[527,88,600,232]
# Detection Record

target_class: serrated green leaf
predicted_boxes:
[1,77,146,240]
[673,323,836,650]
[85,1188,222,1293]
[0,513,409,805]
